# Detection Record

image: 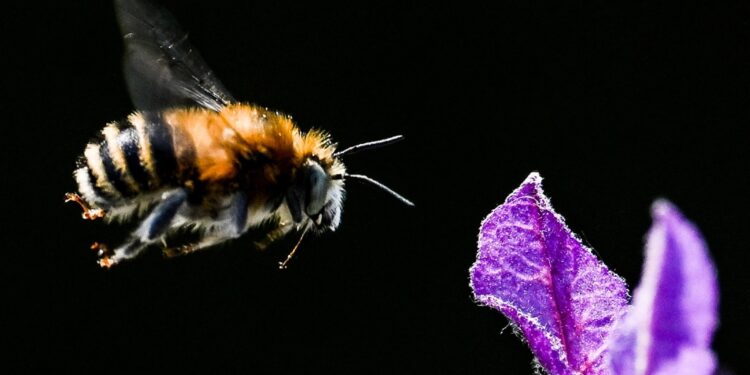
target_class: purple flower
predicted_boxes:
[470,173,629,374]
[607,201,718,375]
[470,173,718,375]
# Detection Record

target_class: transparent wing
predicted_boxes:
[115,0,235,111]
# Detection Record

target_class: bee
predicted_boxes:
[66,0,413,268]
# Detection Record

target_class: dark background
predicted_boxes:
[5,1,749,373]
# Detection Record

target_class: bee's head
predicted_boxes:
[285,158,344,233]
[284,135,413,234]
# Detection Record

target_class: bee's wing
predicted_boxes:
[115,0,235,112]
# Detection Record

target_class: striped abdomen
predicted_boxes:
[75,111,192,210]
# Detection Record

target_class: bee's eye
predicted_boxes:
[287,161,330,223]
[286,188,304,223]
[304,162,328,217]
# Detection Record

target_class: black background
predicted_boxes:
[5,1,749,373]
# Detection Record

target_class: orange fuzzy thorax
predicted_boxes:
[164,103,336,183]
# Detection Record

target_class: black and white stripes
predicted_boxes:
[74,112,183,213]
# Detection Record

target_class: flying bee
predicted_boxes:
[66,0,413,268]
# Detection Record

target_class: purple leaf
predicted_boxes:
[608,201,718,375]
[470,173,629,375]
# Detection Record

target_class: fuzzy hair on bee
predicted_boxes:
[66,0,412,268]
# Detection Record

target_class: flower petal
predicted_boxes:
[608,201,718,375]
[470,173,629,375]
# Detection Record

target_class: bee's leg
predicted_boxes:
[163,192,249,258]
[101,189,187,267]
[64,193,106,220]
[254,223,293,250]
[163,236,228,258]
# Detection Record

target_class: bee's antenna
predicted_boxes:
[341,173,414,206]
[333,135,404,158]
[278,226,309,269]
